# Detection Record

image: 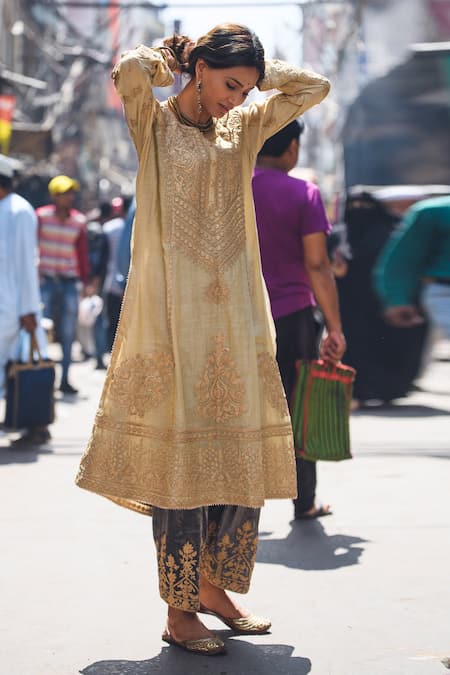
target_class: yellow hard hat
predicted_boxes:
[48,175,80,195]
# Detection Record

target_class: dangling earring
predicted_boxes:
[196,79,202,114]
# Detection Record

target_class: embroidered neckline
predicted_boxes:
[167,96,214,133]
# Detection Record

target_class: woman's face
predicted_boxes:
[197,61,260,118]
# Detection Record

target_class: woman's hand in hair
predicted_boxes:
[162,35,196,74]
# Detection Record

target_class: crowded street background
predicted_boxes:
[1,0,450,673]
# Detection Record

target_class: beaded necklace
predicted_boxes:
[168,96,214,133]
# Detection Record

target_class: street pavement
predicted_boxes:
[1,342,449,675]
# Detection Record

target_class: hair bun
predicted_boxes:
[162,34,195,73]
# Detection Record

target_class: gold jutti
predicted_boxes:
[75,46,331,515]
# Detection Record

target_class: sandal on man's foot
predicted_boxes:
[199,605,271,634]
[295,505,332,520]
[161,628,226,655]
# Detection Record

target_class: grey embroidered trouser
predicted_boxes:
[152,505,261,612]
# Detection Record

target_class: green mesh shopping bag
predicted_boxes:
[290,359,356,461]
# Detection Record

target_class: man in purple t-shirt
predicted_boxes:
[253,119,346,520]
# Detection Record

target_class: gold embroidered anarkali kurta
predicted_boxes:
[76,46,330,515]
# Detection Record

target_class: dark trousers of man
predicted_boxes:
[274,306,321,516]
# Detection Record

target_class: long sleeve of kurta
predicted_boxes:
[112,45,174,155]
[240,59,331,153]
[15,206,41,318]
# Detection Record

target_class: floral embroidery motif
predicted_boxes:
[164,109,246,277]
[257,352,288,417]
[195,336,247,422]
[205,278,230,304]
[76,425,296,512]
[155,512,259,609]
[103,433,139,484]
[215,108,242,144]
[109,352,173,417]
[96,412,291,441]
[156,534,199,611]
[77,429,138,489]
[201,519,258,593]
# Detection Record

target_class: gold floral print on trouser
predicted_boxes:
[152,505,260,611]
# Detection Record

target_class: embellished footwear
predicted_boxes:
[162,628,226,655]
[199,605,271,635]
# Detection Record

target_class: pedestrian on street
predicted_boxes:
[374,194,450,338]
[0,154,50,444]
[82,201,112,369]
[253,120,346,521]
[335,188,429,408]
[102,196,131,351]
[76,24,330,655]
[37,175,89,395]
[115,197,136,293]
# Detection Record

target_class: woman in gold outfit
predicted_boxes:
[76,24,330,655]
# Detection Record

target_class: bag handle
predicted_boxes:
[317,358,341,370]
[295,358,356,382]
[316,358,356,373]
[28,331,43,365]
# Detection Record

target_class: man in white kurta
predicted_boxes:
[0,155,41,398]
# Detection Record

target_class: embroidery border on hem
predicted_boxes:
[76,478,297,511]
[95,416,293,442]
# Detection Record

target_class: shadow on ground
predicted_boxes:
[0,436,87,464]
[80,639,311,675]
[0,443,52,465]
[355,448,450,460]
[352,403,450,417]
[257,519,367,570]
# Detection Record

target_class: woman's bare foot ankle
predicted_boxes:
[199,576,249,620]
[167,607,214,642]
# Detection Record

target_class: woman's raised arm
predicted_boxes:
[112,45,175,154]
[241,59,330,154]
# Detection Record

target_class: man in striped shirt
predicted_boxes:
[37,175,89,394]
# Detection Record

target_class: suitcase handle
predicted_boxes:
[28,331,43,365]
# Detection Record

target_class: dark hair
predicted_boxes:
[0,174,13,191]
[165,23,265,83]
[258,119,304,158]
[99,201,113,221]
